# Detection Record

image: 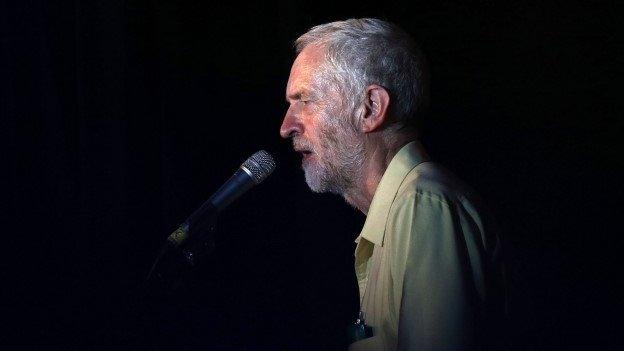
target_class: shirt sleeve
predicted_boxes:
[390,190,485,351]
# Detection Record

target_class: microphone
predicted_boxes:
[166,150,276,247]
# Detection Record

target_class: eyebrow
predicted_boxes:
[286,89,311,103]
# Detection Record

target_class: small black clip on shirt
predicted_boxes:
[347,311,373,345]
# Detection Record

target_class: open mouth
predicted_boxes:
[293,140,313,158]
[294,146,312,155]
[296,149,313,163]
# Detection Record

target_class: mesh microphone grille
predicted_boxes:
[241,150,276,184]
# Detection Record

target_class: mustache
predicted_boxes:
[292,138,314,152]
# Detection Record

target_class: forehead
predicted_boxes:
[286,45,326,98]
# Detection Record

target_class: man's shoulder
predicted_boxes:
[389,161,498,240]
[388,161,501,253]
[396,161,478,205]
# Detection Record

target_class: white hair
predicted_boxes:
[295,18,429,134]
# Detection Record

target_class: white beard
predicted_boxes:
[301,116,365,195]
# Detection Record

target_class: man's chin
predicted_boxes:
[303,170,323,193]
[303,165,328,193]
[304,170,345,195]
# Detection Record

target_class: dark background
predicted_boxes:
[3,1,621,350]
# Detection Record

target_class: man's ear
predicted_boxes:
[361,85,390,133]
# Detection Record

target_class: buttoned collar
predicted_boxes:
[355,141,429,247]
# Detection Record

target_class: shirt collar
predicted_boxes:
[356,141,429,246]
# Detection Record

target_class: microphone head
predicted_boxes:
[241,150,276,184]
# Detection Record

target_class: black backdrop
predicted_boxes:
[3,1,620,350]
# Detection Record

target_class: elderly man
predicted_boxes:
[280,18,506,351]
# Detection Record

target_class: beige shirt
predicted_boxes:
[349,141,505,351]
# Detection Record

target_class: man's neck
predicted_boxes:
[343,134,415,215]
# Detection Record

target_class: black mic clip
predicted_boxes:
[176,221,218,267]
[146,220,219,290]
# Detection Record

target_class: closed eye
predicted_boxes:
[286,90,315,106]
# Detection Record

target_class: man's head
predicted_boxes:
[280,18,429,196]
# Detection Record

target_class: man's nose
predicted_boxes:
[280,107,302,139]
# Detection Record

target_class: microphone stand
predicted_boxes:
[145,220,219,293]
[126,222,221,343]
